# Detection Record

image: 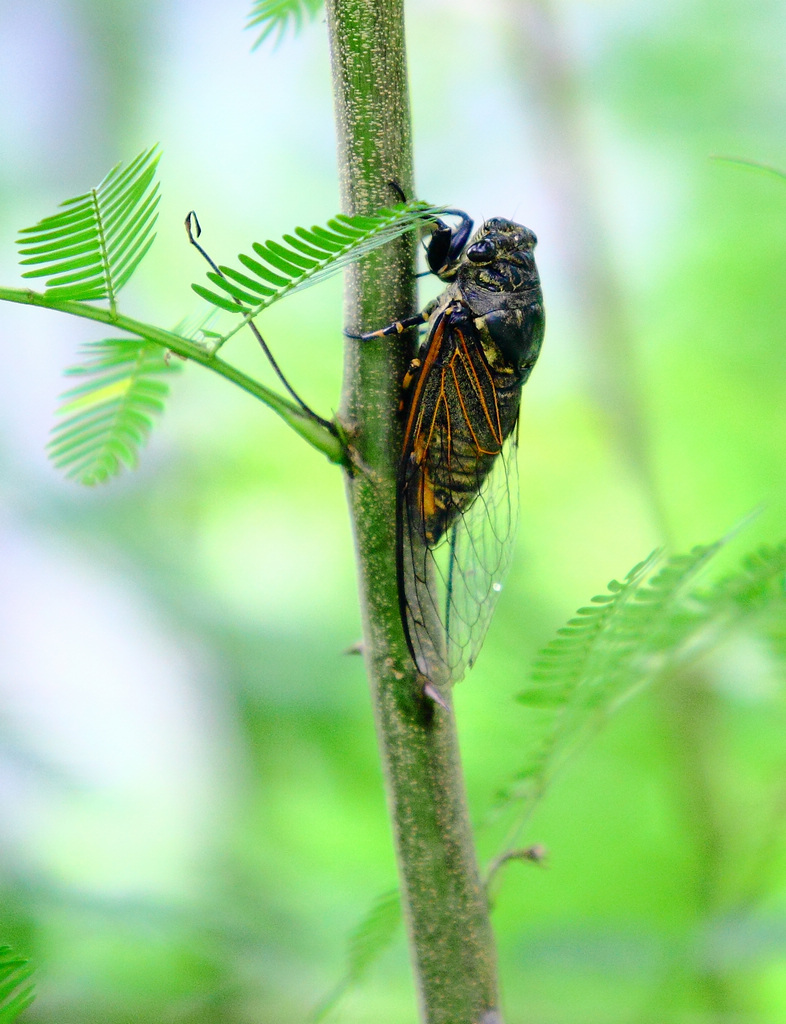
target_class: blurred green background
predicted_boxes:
[1,0,785,1021]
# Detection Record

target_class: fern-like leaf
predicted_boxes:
[700,543,786,674]
[343,889,401,988]
[704,543,786,609]
[502,534,786,822]
[48,338,181,485]
[0,946,34,1023]
[311,889,401,1022]
[508,541,728,810]
[191,201,446,323]
[17,147,160,312]
[247,0,323,48]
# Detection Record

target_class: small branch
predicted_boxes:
[0,286,345,465]
[486,845,548,893]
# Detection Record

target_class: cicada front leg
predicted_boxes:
[424,209,473,279]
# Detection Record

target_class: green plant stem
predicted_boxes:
[0,286,344,464]
[325,2,501,1022]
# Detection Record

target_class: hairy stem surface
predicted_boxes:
[325,2,501,1022]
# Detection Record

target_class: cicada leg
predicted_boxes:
[353,296,441,342]
[355,310,429,341]
[426,210,473,278]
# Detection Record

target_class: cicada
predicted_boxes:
[362,213,545,686]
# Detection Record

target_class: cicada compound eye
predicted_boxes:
[466,238,497,263]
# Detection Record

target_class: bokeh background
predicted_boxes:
[1,0,786,1021]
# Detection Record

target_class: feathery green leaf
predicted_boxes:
[48,338,181,485]
[500,534,786,824]
[191,201,447,327]
[699,543,786,676]
[247,0,323,49]
[0,946,34,1023]
[311,889,401,1022]
[504,540,730,813]
[344,889,401,988]
[17,147,160,311]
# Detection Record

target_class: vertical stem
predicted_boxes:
[325,2,502,1021]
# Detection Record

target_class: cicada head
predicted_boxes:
[459,219,540,299]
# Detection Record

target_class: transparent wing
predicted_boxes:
[397,309,522,684]
[443,432,519,678]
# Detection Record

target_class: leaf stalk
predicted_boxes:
[0,285,345,465]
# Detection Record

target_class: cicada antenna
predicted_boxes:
[185,212,336,433]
